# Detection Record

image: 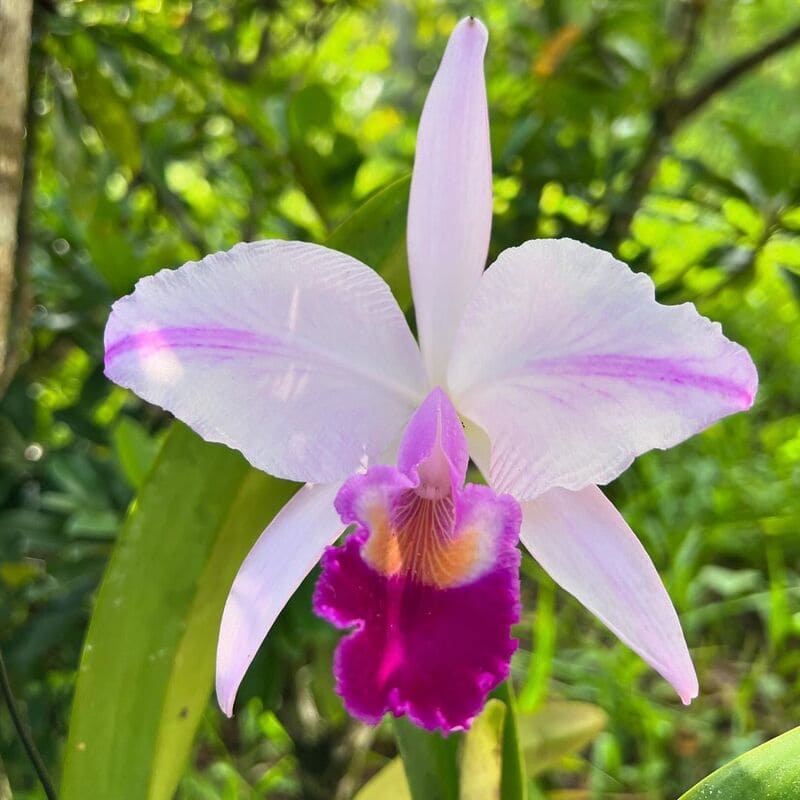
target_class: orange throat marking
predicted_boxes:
[362,489,481,589]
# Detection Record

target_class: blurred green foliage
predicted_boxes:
[1,0,799,797]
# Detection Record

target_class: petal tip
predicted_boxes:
[215,676,236,718]
[672,665,699,706]
[679,685,699,706]
[449,16,488,56]
[457,15,488,40]
[742,354,759,410]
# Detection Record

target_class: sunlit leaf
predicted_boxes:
[678,726,800,799]
[460,699,507,800]
[354,758,412,800]
[60,424,296,800]
[327,175,412,309]
[518,701,608,776]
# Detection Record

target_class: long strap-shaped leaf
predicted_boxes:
[61,176,412,800]
[61,425,294,798]
[677,726,800,799]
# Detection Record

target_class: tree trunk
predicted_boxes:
[0,0,33,386]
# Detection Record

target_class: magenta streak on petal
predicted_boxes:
[528,354,755,408]
[104,326,278,365]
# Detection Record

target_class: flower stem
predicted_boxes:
[518,572,556,711]
[0,648,57,800]
[393,716,459,800]
[492,681,529,800]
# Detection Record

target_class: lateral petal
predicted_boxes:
[519,485,698,704]
[449,238,757,499]
[215,482,344,717]
[105,240,427,484]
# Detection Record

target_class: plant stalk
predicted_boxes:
[0,648,57,800]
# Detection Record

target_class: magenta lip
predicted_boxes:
[314,388,522,733]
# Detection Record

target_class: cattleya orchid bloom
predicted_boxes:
[103,18,757,732]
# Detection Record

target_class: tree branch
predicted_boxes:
[0,648,57,800]
[673,19,800,124]
[607,15,800,242]
[0,0,33,392]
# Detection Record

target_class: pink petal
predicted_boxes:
[448,239,758,499]
[519,485,698,704]
[216,482,344,716]
[407,17,493,383]
[105,240,427,484]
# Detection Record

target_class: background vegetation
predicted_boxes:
[1,0,799,797]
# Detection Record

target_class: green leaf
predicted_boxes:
[46,89,142,295]
[288,84,334,134]
[724,121,800,205]
[60,31,142,174]
[112,415,162,489]
[286,84,356,223]
[61,176,416,800]
[518,572,556,711]
[328,175,412,310]
[394,717,460,800]
[459,699,507,800]
[60,424,295,800]
[0,560,43,590]
[391,684,527,800]
[677,726,800,800]
[354,758,412,800]
[517,701,608,776]
[492,680,528,800]
[721,197,765,241]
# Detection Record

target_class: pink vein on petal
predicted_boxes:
[105,326,278,365]
[527,354,755,408]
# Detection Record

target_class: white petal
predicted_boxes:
[105,241,427,484]
[407,17,493,383]
[215,482,343,716]
[449,239,757,499]
[520,485,698,704]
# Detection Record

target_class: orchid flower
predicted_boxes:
[103,17,757,733]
